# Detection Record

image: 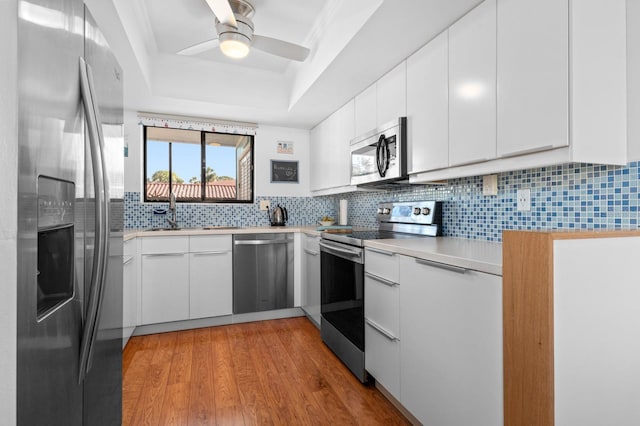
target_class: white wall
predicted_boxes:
[628,0,640,161]
[254,125,310,197]
[123,111,311,198]
[124,109,143,192]
[0,0,18,422]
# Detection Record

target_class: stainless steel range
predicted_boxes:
[319,200,442,382]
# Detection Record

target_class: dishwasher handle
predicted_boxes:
[234,239,293,246]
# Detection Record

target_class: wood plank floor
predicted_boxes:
[123,317,411,425]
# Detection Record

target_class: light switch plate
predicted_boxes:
[483,174,498,196]
[259,200,271,211]
[517,189,531,211]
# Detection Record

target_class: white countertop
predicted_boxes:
[364,237,502,276]
[124,227,503,275]
[124,225,322,241]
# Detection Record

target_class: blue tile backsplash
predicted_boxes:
[124,193,338,229]
[126,161,640,242]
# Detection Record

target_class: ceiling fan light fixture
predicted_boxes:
[219,35,250,58]
[216,14,253,59]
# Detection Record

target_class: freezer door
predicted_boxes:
[16,0,85,424]
[81,7,124,426]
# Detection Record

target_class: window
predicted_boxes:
[144,126,254,203]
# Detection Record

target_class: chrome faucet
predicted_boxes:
[167,192,178,229]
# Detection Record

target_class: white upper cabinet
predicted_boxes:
[407,31,449,174]
[409,0,626,182]
[449,0,497,166]
[334,99,355,187]
[377,62,407,127]
[355,62,407,137]
[497,0,569,158]
[309,99,355,194]
[354,84,377,136]
[309,120,325,192]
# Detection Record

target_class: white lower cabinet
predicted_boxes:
[364,248,400,399]
[122,239,137,346]
[189,235,232,319]
[141,252,189,325]
[398,255,503,426]
[364,272,400,398]
[140,235,234,325]
[301,234,321,327]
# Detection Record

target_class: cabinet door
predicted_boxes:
[399,255,503,426]
[189,251,232,319]
[309,121,325,191]
[406,31,449,173]
[141,253,189,324]
[377,61,406,127]
[364,273,400,398]
[122,253,136,346]
[334,99,355,187]
[497,0,569,157]
[302,235,321,326]
[354,83,377,136]
[449,0,496,166]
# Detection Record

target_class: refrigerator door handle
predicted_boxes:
[78,56,111,383]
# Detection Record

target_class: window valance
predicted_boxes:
[137,113,257,136]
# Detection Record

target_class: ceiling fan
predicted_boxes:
[177,0,310,61]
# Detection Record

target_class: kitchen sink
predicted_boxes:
[143,226,241,232]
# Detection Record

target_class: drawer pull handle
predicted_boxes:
[123,256,134,265]
[303,248,319,256]
[192,251,229,256]
[366,247,394,256]
[366,319,399,341]
[365,272,398,287]
[143,253,186,257]
[415,258,468,274]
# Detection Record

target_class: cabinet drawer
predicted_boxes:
[189,235,232,253]
[123,239,136,256]
[365,247,399,283]
[365,274,399,337]
[141,236,188,254]
[365,323,400,398]
[303,234,320,253]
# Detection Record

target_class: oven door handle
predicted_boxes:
[319,240,363,263]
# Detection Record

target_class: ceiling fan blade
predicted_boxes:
[204,0,237,28]
[252,35,310,62]
[177,38,220,56]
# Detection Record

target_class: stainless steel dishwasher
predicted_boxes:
[233,233,294,314]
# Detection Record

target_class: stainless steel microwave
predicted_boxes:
[350,117,407,186]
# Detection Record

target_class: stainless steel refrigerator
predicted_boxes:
[17,1,123,424]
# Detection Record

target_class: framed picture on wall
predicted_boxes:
[270,160,299,183]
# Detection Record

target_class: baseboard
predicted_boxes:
[132,307,305,336]
[375,381,421,426]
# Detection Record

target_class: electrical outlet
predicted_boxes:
[517,188,531,211]
[259,200,271,211]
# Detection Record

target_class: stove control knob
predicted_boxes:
[382,208,391,215]
[413,207,421,215]
[377,208,383,214]
[422,207,431,215]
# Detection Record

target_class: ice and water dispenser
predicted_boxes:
[37,176,75,320]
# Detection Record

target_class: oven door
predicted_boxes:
[319,239,364,351]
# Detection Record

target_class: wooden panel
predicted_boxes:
[502,231,554,426]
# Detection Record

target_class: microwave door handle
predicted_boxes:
[381,137,390,176]
[376,134,386,177]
